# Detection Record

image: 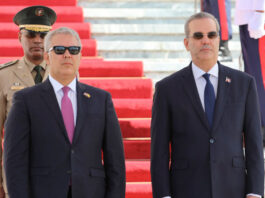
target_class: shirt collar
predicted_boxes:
[23,56,46,72]
[192,62,219,80]
[49,75,76,93]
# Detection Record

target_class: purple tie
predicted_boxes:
[61,86,74,143]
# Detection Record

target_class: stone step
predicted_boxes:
[97,41,241,51]
[98,51,241,59]
[79,0,198,3]
[83,8,197,20]
[79,0,235,10]
[96,40,241,59]
[81,3,235,23]
[106,58,244,86]
[90,23,240,41]
[79,1,200,8]
[78,0,240,88]
[91,24,240,35]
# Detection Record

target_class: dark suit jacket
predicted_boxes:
[4,79,126,198]
[151,62,264,198]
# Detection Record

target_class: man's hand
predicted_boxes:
[0,186,5,198]
[246,195,261,198]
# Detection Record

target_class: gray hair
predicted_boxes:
[184,12,220,38]
[44,27,82,52]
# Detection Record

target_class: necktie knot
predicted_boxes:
[62,86,70,95]
[34,65,42,72]
[203,73,210,81]
[33,65,43,84]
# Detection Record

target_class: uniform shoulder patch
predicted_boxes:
[0,60,19,70]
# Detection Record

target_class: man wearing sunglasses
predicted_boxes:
[151,12,264,198]
[0,5,56,198]
[4,27,126,198]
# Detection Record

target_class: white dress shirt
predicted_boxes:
[49,75,77,125]
[192,63,218,110]
[161,63,260,198]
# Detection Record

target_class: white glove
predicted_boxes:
[248,12,265,39]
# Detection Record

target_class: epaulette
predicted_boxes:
[0,60,19,70]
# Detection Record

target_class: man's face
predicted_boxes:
[184,18,220,67]
[19,29,46,62]
[44,33,81,83]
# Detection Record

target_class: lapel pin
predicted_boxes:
[83,92,91,98]
[225,77,231,83]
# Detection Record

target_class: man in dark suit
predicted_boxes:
[4,27,126,198]
[151,12,264,198]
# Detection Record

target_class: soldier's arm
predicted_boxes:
[0,78,6,197]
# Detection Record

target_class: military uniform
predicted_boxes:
[0,5,56,197]
[0,58,49,193]
[235,0,265,144]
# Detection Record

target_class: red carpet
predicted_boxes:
[126,183,152,198]
[0,39,97,57]
[0,6,83,22]
[0,0,77,6]
[80,78,152,98]
[0,22,91,39]
[113,99,152,118]
[124,140,151,159]
[0,58,143,77]
[119,119,151,138]
[79,59,143,77]
[126,160,151,182]
[0,1,153,197]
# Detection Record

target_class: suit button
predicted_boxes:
[71,149,74,154]
[67,170,71,174]
[209,138,215,144]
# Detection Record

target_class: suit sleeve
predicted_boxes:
[151,82,171,198]
[4,91,30,198]
[103,93,126,198]
[0,88,6,187]
[243,77,264,196]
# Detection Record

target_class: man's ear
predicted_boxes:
[184,38,190,51]
[44,52,50,65]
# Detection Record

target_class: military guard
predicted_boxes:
[235,0,265,145]
[0,5,56,198]
[201,0,233,62]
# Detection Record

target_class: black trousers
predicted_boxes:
[68,186,72,198]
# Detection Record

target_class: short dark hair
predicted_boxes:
[184,12,220,38]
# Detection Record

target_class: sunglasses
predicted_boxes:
[22,30,48,39]
[189,31,219,40]
[48,46,81,55]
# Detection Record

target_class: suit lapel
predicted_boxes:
[181,64,210,130]
[72,82,91,144]
[212,63,231,134]
[41,79,70,142]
